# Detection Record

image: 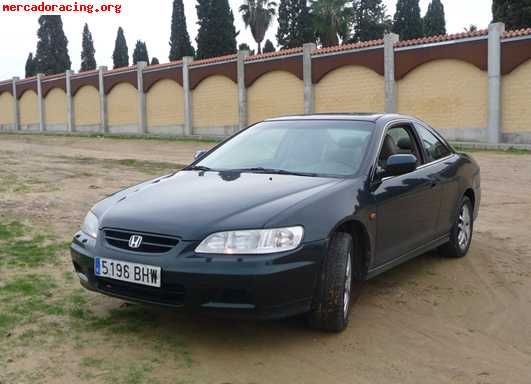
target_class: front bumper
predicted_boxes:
[70,231,326,320]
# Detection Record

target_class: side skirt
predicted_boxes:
[366,235,450,279]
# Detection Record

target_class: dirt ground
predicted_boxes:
[0,133,530,384]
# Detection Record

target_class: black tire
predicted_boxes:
[439,196,474,258]
[307,232,363,332]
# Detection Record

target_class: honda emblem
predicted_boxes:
[128,235,143,249]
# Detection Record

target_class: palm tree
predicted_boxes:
[311,0,352,47]
[239,0,277,54]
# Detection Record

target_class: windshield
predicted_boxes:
[195,120,375,177]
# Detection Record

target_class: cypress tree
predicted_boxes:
[352,0,391,42]
[196,0,238,59]
[392,0,423,40]
[493,0,531,30]
[133,40,150,64]
[112,27,129,69]
[238,43,255,55]
[169,0,196,61]
[80,23,97,72]
[25,53,37,78]
[263,39,276,53]
[151,57,160,65]
[34,16,71,75]
[423,0,446,36]
[276,0,314,49]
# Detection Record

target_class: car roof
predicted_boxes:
[264,113,408,123]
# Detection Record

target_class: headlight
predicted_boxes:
[195,226,304,255]
[81,211,99,239]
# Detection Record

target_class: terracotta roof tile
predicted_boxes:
[245,47,303,62]
[41,73,65,81]
[313,39,384,55]
[503,28,531,39]
[145,60,183,70]
[192,54,237,66]
[105,65,138,74]
[17,76,37,83]
[395,29,489,48]
[71,69,99,78]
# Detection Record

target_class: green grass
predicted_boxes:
[0,221,68,268]
[0,313,18,333]
[0,274,65,334]
[0,235,69,268]
[120,364,155,384]
[0,221,25,240]
[80,356,104,369]
[1,274,56,296]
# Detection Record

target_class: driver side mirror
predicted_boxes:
[195,150,208,160]
[386,154,417,177]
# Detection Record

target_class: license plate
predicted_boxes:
[95,257,161,288]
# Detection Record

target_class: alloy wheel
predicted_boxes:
[343,251,352,318]
[457,204,472,251]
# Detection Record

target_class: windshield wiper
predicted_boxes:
[185,165,214,172]
[235,167,319,177]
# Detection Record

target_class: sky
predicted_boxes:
[0,0,493,80]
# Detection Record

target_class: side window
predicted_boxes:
[415,124,451,163]
[378,126,421,169]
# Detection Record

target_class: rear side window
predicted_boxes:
[415,124,451,163]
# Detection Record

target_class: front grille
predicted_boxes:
[103,229,179,253]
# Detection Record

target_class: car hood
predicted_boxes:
[94,170,343,240]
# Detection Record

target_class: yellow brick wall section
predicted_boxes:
[19,90,39,125]
[248,71,304,124]
[192,75,238,128]
[502,59,531,133]
[397,59,488,129]
[107,82,138,126]
[146,79,184,127]
[315,66,384,113]
[44,88,67,125]
[74,85,100,126]
[0,92,14,124]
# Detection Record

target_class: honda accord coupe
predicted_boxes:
[71,113,481,332]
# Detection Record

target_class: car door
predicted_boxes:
[413,122,458,238]
[372,123,442,266]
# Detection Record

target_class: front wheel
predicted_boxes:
[307,232,363,332]
[439,196,474,258]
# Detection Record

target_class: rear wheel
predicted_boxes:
[307,232,363,332]
[439,196,474,258]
